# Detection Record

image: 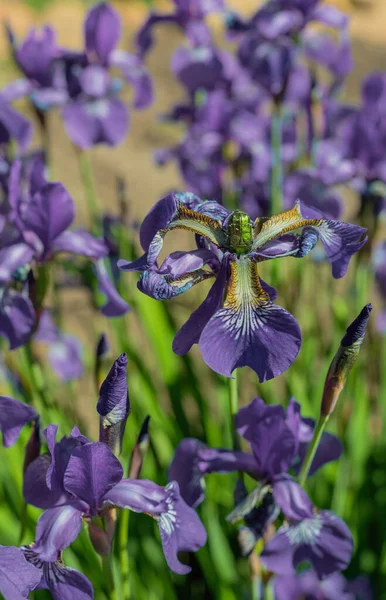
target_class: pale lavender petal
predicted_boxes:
[159,249,219,277]
[63,99,129,149]
[33,505,83,562]
[48,335,84,382]
[63,442,123,513]
[102,478,167,512]
[138,268,213,300]
[110,51,154,109]
[84,2,121,65]
[312,4,348,29]
[80,65,110,98]
[0,546,41,600]
[0,78,32,102]
[53,230,108,259]
[0,98,33,151]
[0,395,37,448]
[272,475,314,520]
[0,244,34,283]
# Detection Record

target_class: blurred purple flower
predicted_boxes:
[273,570,373,600]
[0,91,33,151]
[0,395,37,448]
[119,193,366,379]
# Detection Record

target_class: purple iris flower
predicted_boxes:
[0,545,41,599]
[136,0,225,57]
[169,397,342,515]
[0,394,37,448]
[118,193,366,380]
[34,311,84,382]
[273,570,373,600]
[0,90,33,151]
[61,2,153,149]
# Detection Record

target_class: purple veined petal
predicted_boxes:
[53,230,108,259]
[94,260,130,317]
[159,249,220,278]
[0,98,33,151]
[48,335,84,382]
[62,98,130,149]
[84,2,121,65]
[0,395,37,448]
[0,78,33,103]
[299,202,367,279]
[33,505,83,562]
[261,510,353,580]
[252,234,304,259]
[235,397,285,441]
[0,243,34,283]
[80,65,110,98]
[138,268,213,301]
[272,474,314,520]
[199,257,302,381]
[22,182,75,257]
[110,51,154,110]
[102,478,168,512]
[63,442,123,514]
[97,352,129,423]
[172,255,229,355]
[0,546,41,600]
[157,481,207,575]
[45,564,94,600]
[139,193,182,251]
[311,4,349,29]
[168,438,208,508]
[0,289,36,350]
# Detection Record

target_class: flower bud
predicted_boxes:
[97,353,130,455]
[321,304,372,417]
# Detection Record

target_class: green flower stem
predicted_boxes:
[228,371,240,451]
[298,414,330,487]
[77,150,101,234]
[270,103,284,217]
[118,509,131,600]
[102,553,116,600]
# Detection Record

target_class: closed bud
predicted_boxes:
[321,304,372,417]
[97,353,130,455]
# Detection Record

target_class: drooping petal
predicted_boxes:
[172,256,229,355]
[138,268,214,301]
[53,230,108,259]
[94,260,130,317]
[63,442,123,513]
[0,98,33,151]
[102,478,167,512]
[157,481,207,575]
[84,2,121,65]
[0,395,37,448]
[24,454,68,508]
[0,244,34,283]
[311,4,348,29]
[196,448,259,477]
[295,420,343,477]
[22,182,75,257]
[261,511,353,580]
[47,565,94,600]
[0,290,36,350]
[159,249,219,277]
[199,257,302,380]
[272,475,314,520]
[0,546,41,600]
[33,505,83,562]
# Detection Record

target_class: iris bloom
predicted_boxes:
[273,570,373,600]
[119,193,366,380]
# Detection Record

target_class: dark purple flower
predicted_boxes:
[0,395,37,448]
[169,397,342,521]
[0,288,36,350]
[24,434,206,574]
[118,194,366,379]
[261,510,353,579]
[0,545,41,599]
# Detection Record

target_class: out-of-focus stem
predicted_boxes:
[102,553,116,600]
[118,510,130,600]
[270,103,284,216]
[298,414,329,487]
[77,150,100,234]
[228,371,239,451]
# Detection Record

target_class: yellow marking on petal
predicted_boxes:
[252,202,322,249]
[166,203,227,246]
[224,258,270,313]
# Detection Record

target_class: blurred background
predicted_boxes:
[1,1,386,599]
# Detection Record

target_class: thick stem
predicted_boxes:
[102,553,116,600]
[118,510,130,600]
[298,414,330,487]
[270,103,284,216]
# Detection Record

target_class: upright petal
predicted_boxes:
[0,395,37,448]
[199,257,301,380]
[84,2,121,65]
[0,546,41,600]
[33,505,83,562]
[63,442,123,513]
